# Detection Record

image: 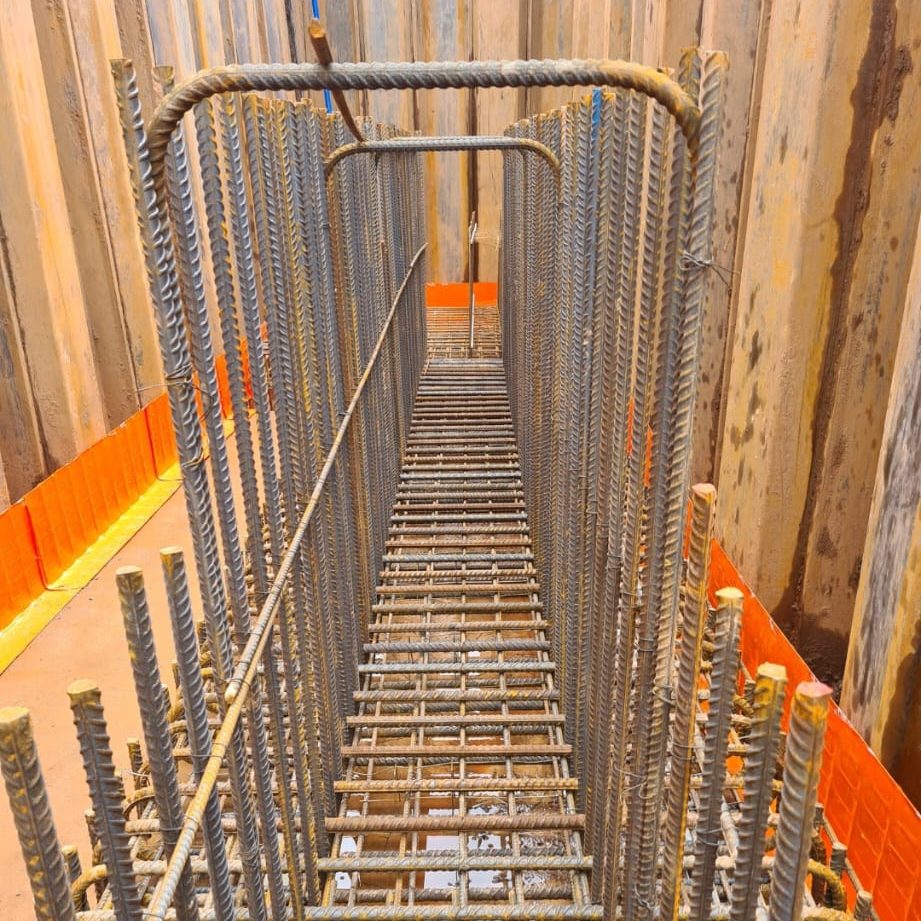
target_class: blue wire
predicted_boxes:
[310,0,334,113]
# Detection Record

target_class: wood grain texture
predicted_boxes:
[606,0,636,58]
[360,0,415,130]
[472,0,527,279]
[412,0,472,280]
[527,1,573,113]
[0,219,45,505]
[716,0,921,689]
[147,0,221,339]
[30,0,141,427]
[693,0,768,482]
[633,0,665,65]
[797,0,921,686]
[841,220,921,807]
[322,0,365,115]
[660,0,701,67]
[0,0,106,469]
[68,0,161,403]
[714,0,873,683]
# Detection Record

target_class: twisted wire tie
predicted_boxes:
[680,249,737,291]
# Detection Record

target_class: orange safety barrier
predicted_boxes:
[0,389,184,632]
[426,281,498,306]
[0,329,287,632]
[710,541,921,921]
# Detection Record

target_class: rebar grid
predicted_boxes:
[1,48,887,921]
[321,356,597,919]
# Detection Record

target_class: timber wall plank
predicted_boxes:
[30,0,140,428]
[0,0,107,471]
[359,0,416,130]
[841,214,921,807]
[412,0,473,281]
[471,0,527,279]
[65,0,162,405]
[694,0,769,482]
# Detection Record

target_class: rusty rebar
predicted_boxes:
[0,707,76,921]
[769,683,833,921]
[68,680,143,921]
[731,663,787,921]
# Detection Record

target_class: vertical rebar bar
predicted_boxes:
[0,707,76,921]
[161,547,236,921]
[68,680,143,921]
[116,566,199,921]
[194,92,290,920]
[660,483,717,921]
[768,682,832,921]
[112,59,268,921]
[730,663,787,921]
[688,587,743,921]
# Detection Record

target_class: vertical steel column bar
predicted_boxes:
[244,101,328,868]
[161,548,236,921]
[0,707,76,921]
[584,91,623,845]
[606,99,669,916]
[596,92,647,905]
[301,104,362,712]
[287,104,339,694]
[273,100,341,824]
[116,567,200,921]
[256,98,330,827]
[730,663,787,921]
[111,61,268,921]
[768,683,832,921]
[68,680,143,921]
[624,51,700,921]
[194,94,290,919]
[659,484,717,920]
[688,588,743,921]
[158,83,281,921]
[228,92,319,913]
[467,210,476,353]
[574,93,602,795]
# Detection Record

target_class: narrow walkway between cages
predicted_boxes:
[317,324,598,918]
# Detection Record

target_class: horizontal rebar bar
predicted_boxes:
[325,136,561,178]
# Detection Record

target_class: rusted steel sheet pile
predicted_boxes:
[0,54,884,921]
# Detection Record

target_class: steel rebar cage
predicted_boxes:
[120,58,708,920]
[4,49,879,921]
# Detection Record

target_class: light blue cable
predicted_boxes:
[310,0,334,113]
